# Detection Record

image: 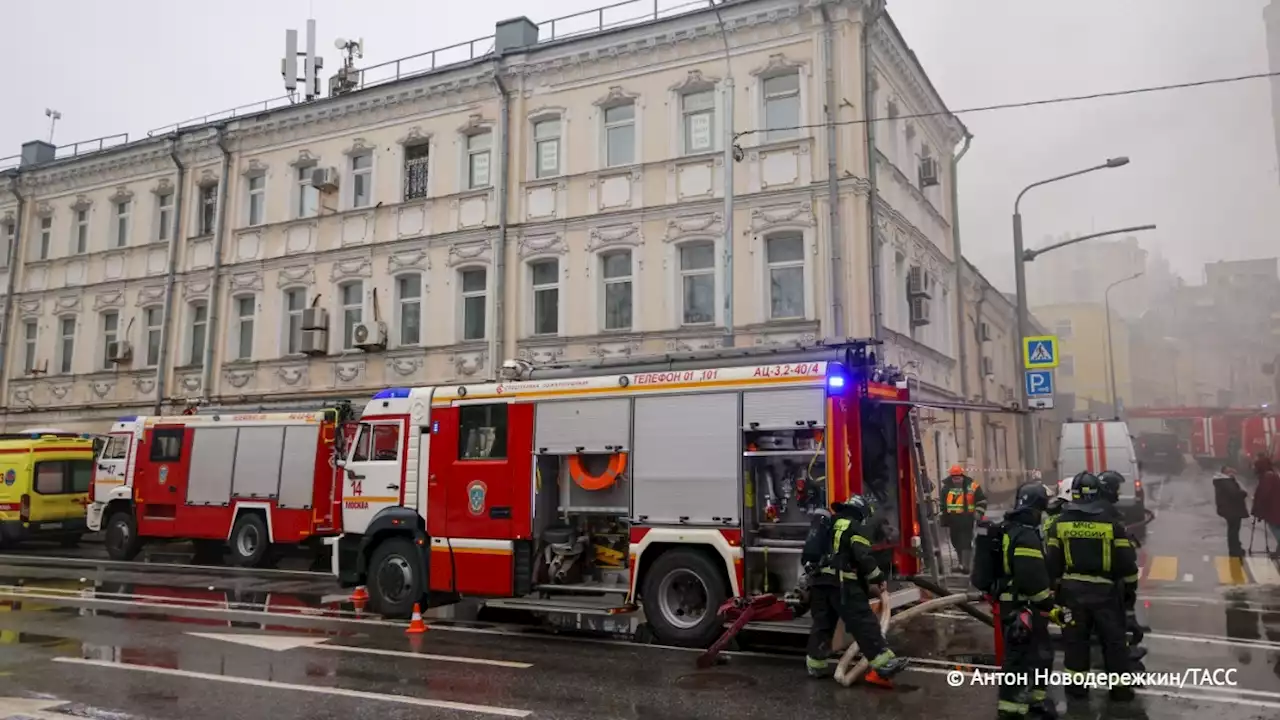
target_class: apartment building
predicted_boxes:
[0,0,965,433]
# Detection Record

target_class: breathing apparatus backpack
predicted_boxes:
[801,510,835,571]
[969,518,1005,594]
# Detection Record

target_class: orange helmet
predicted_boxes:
[949,464,965,477]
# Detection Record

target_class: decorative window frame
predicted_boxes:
[342,138,376,211]
[586,223,645,334]
[748,54,810,146]
[240,159,269,228]
[454,262,492,343]
[227,292,258,362]
[669,69,722,158]
[397,126,435,203]
[664,213,724,329]
[593,86,642,170]
[526,106,567,182]
[279,285,310,357]
[151,178,176,243]
[517,232,568,338]
[391,270,425,347]
[55,314,78,376]
[457,114,496,192]
[289,150,321,220]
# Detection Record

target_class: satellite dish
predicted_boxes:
[334,37,348,50]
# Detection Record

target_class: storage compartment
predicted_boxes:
[743,427,828,543]
[278,425,321,509]
[232,426,285,499]
[632,392,740,525]
[743,388,824,430]
[186,428,237,506]
[536,398,631,454]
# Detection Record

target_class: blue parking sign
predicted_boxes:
[1025,370,1053,397]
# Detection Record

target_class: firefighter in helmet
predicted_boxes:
[1046,472,1140,701]
[941,464,988,573]
[1096,469,1148,674]
[992,482,1066,720]
[803,494,909,686]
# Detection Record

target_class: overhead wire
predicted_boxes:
[735,70,1280,139]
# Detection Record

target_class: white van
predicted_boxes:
[1057,420,1146,522]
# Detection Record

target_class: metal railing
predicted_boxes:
[148,95,298,137]
[0,155,19,173]
[56,133,130,159]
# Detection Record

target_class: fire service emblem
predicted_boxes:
[466,480,488,516]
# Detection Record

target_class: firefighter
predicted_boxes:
[803,495,909,685]
[1097,469,1148,673]
[1046,473,1140,702]
[992,482,1065,720]
[941,465,988,573]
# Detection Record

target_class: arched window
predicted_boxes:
[764,232,805,320]
[678,241,715,325]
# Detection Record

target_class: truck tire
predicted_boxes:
[367,536,424,619]
[105,511,141,561]
[228,513,270,568]
[640,548,729,648]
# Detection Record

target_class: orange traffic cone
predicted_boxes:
[350,586,369,611]
[405,603,428,634]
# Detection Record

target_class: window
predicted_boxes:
[763,72,801,142]
[603,103,636,167]
[101,434,129,461]
[766,232,805,320]
[458,404,507,460]
[679,242,715,325]
[1055,319,1073,340]
[157,192,174,241]
[284,288,307,355]
[114,200,131,247]
[351,153,373,208]
[246,175,266,226]
[602,251,633,331]
[1,221,13,267]
[22,320,37,374]
[57,317,76,374]
[460,268,487,341]
[296,166,319,218]
[466,132,491,189]
[234,296,255,360]
[144,306,162,367]
[198,184,217,235]
[681,90,715,154]
[395,274,422,345]
[533,119,561,178]
[74,209,89,254]
[37,217,51,260]
[530,259,559,336]
[340,281,363,350]
[149,428,184,462]
[404,144,430,201]
[351,423,401,462]
[33,460,94,494]
[101,311,119,370]
[188,302,208,366]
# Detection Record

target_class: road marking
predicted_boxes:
[1215,556,1249,585]
[1244,556,1280,585]
[1148,631,1280,651]
[0,696,74,720]
[1146,555,1178,581]
[1202,555,1211,563]
[187,632,533,668]
[53,657,531,717]
[1182,573,1194,582]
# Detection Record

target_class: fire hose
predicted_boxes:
[834,588,985,687]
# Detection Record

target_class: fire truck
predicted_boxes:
[1129,406,1274,470]
[325,345,947,648]
[87,407,351,566]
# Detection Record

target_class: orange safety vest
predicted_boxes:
[944,478,979,514]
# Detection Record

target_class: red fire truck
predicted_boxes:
[87,408,351,566]
[325,348,940,647]
[1240,415,1278,464]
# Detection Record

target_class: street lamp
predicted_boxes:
[1012,156,1130,470]
[1105,272,1144,416]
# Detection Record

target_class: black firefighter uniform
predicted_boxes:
[994,507,1057,719]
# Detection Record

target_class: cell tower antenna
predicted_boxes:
[44,108,61,144]
[281,18,324,101]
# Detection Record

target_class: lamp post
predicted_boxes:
[712,1,737,348]
[1105,272,1144,416]
[1012,156,1130,471]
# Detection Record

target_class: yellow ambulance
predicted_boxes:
[0,430,96,547]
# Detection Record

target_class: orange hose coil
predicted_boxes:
[568,453,628,491]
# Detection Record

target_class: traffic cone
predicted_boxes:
[405,603,428,634]
[349,586,369,612]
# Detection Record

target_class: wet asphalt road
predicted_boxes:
[0,468,1277,719]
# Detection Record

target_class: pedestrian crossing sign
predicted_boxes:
[1023,335,1059,369]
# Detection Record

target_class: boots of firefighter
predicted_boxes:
[1028,689,1058,720]
[863,653,909,687]
[1108,685,1136,702]
[805,655,835,679]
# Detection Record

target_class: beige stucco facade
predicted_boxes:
[0,0,966,435]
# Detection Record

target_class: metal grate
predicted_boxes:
[403,143,430,201]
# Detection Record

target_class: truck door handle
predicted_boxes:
[386,484,399,490]
[168,486,176,493]
[348,471,366,480]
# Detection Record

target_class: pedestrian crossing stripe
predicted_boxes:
[1138,555,1280,586]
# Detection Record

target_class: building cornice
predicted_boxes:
[870,20,965,148]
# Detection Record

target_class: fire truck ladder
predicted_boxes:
[906,407,944,584]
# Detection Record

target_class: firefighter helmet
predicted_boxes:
[1098,470,1125,504]
[1014,482,1050,514]
[1070,472,1102,502]
[832,494,873,522]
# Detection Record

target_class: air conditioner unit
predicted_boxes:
[910,296,932,327]
[352,321,387,352]
[108,340,133,364]
[919,156,940,188]
[1003,387,1016,402]
[979,322,992,342]
[311,167,340,191]
[301,307,329,331]
[981,356,994,376]
[300,329,328,356]
[907,266,932,298]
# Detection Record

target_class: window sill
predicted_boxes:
[175,364,205,371]
[526,174,565,186]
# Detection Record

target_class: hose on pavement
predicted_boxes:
[834,590,985,687]
[910,576,994,627]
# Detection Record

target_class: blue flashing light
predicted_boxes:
[373,387,412,400]
[827,375,846,391]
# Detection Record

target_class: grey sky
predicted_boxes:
[3,0,1275,295]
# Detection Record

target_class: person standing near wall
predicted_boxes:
[941,465,988,573]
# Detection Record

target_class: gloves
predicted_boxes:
[1048,605,1074,627]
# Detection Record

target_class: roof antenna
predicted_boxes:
[44,108,61,144]
[282,18,325,101]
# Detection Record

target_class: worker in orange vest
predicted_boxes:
[941,464,987,573]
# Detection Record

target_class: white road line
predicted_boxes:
[1245,556,1280,585]
[1148,631,1280,651]
[1182,573,1194,582]
[1203,555,1211,563]
[53,658,531,718]
[187,632,533,669]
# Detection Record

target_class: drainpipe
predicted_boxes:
[820,3,844,338]
[154,137,187,414]
[952,133,973,457]
[0,171,26,402]
[862,1,885,340]
[199,127,232,402]
[491,66,511,378]
[974,290,989,466]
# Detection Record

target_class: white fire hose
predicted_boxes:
[834,588,985,687]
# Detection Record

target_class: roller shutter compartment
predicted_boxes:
[742,388,825,430]
[535,398,631,454]
[632,392,739,525]
[278,425,321,509]
[186,428,238,506]
[231,426,285,499]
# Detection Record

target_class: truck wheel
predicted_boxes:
[640,548,729,648]
[105,511,141,561]
[367,536,424,619]
[229,514,270,567]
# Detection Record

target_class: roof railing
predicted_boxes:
[56,133,130,159]
[148,94,298,137]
